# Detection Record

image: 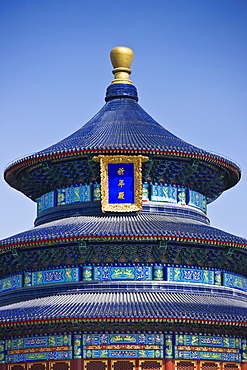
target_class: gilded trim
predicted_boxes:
[93,155,148,213]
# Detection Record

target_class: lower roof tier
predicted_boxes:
[0,283,246,336]
[1,213,246,251]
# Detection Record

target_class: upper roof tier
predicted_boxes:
[4,47,240,200]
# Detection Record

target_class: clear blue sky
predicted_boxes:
[1,0,247,240]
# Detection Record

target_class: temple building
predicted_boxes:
[0,46,246,370]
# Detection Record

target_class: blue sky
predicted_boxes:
[1,0,247,240]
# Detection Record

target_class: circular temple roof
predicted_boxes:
[0,213,246,250]
[4,49,241,200]
[0,287,246,336]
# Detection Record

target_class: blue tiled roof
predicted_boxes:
[39,96,201,154]
[0,290,246,323]
[5,84,240,192]
[1,214,246,248]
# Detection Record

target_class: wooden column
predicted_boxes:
[241,363,247,370]
[72,359,83,370]
[164,359,174,370]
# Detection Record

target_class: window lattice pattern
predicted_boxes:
[201,362,219,370]
[223,364,239,370]
[51,362,69,370]
[176,361,195,370]
[9,365,25,370]
[113,361,134,370]
[140,360,162,369]
[85,361,107,370]
[29,364,46,370]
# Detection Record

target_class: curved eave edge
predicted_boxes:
[4,148,241,188]
[0,317,246,328]
[1,234,247,252]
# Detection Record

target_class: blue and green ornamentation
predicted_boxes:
[94,266,152,281]
[223,273,247,292]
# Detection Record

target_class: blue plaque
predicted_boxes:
[108,163,134,204]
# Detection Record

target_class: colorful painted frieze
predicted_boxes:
[8,266,247,291]
[7,335,72,350]
[187,190,207,212]
[36,191,55,213]
[1,334,244,363]
[153,266,164,281]
[175,334,240,348]
[94,266,152,281]
[83,334,163,345]
[174,334,241,362]
[83,266,93,281]
[74,335,83,359]
[36,183,208,213]
[83,334,163,358]
[223,273,247,292]
[84,349,162,358]
[167,267,215,285]
[214,271,222,285]
[242,339,247,362]
[24,272,32,287]
[93,183,101,201]
[174,350,241,362]
[57,187,70,205]
[43,191,55,210]
[25,268,79,286]
[177,187,186,205]
[151,184,177,203]
[0,274,22,292]
[36,197,42,214]
[142,183,149,200]
[6,335,72,363]
[57,185,91,206]
[6,351,72,363]
[164,335,173,358]
[0,341,5,363]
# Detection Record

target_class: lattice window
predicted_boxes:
[223,364,240,370]
[112,360,134,370]
[29,364,46,370]
[201,362,219,370]
[85,361,107,370]
[9,365,25,370]
[52,363,70,370]
[176,361,195,370]
[140,360,162,369]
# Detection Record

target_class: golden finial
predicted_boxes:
[110,46,134,84]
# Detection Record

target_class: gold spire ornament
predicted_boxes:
[110,46,134,84]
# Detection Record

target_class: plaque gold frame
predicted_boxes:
[93,155,148,213]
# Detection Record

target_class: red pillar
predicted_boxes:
[241,363,247,370]
[164,359,174,370]
[0,364,7,370]
[72,358,83,370]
